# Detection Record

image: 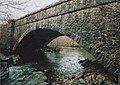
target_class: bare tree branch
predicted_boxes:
[0,0,29,21]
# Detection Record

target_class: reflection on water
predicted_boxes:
[42,47,95,80]
[58,56,83,73]
[12,47,94,77]
[1,47,117,85]
[15,47,95,79]
[4,47,95,84]
[45,47,86,75]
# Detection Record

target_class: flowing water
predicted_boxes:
[2,47,96,84]
[43,47,95,80]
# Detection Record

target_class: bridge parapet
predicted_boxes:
[15,0,118,27]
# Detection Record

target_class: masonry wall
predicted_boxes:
[0,0,120,78]
[13,0,120,77]
[0,22,11,54]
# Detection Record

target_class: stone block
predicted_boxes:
[90,48,96,55]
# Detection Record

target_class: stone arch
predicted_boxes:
[13,27,37,51]
[13,25,119,78]
[13,28,64,54]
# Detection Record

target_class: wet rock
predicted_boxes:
[54,71,115,85]
[80,59,117,80]
[9,65,37,80]
[50,59,117,85]
[1,64,48,85]
[0,54,14,69]
[21,71,48,85]
[0,66,9,82]
[2,71,48,85]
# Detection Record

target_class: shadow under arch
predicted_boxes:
[13,28,64,65]
[13,28,95,64]
[14,28,64,54]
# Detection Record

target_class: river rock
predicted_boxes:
[2,64,48,85]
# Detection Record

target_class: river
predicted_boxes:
[1,46,115,85]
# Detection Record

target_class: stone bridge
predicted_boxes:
[0,0,120,79]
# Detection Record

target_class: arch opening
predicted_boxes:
[14,28,95,64]
[13,28,64,64]
[14,29,63,54]
[9,27,117,84]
